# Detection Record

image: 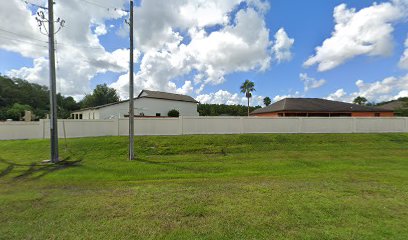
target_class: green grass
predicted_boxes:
[0,134,408,239]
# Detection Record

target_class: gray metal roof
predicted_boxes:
[251,98,393,114]
[137,90,198,103]
[74,90,198,112]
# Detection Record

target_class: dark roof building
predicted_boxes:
[251,98,394,117]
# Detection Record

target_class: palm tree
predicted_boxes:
[263,97,271,106]
[240,79,256,116]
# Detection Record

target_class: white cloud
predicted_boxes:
[2,0,130,97]
[399,36,408,69]
[325,74,408,102]
[304,1,407,71]
[94,24,108,36]
[176,81,194,95]
[272,92,301,102]
[326,89,350,102]
[395,90,408,99]
[0,0,48,58]
[111,0,273,99]
[1,0,277,100]
[272,28,294,62]
[196,90,263,106]
[299,73,326,92]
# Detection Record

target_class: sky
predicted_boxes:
[0,0,407,106]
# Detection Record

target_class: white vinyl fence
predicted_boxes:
[1,117,408,140]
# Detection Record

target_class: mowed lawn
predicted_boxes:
[0,134,408,239]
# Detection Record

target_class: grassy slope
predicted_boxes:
[0,134,408,239]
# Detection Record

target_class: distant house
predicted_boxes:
[71,90,199,119]
[250,98,394,117]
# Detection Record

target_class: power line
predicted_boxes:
[21,0,48,10]
[0,34,48,48]
[77,0,129,13]
[56,41,104,50]
[0,28,105,50]
[0,27,48,43]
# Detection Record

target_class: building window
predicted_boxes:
[79,114,83,119]
[156,113,161,117]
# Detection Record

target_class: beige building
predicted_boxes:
[71,90,199,119]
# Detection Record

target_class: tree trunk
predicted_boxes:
[247,97,249,116]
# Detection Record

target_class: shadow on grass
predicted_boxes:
[0,157,82,181]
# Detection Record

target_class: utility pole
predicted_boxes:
[128,0,135,160]
[48,0,58,163]
[35,0,65,163]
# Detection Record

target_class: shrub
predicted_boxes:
[168,109,180,117]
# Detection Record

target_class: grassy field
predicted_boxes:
[0,133,408,239]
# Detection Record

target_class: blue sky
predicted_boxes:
[0,0,407,105]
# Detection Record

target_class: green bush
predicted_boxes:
[6,103,32,121]
[168,109,180,117]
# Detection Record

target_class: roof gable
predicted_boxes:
[75,90,198,112]
[138,90,199,103]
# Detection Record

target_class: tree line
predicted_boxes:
[0,75,120,120]
[0,75,80,120]
[0,75,262,120]
[1,75,407,120]
[198,104,261,116]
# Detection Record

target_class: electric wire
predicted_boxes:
[0,34,48,48]
[21,0,48,10]
[0,27,48,43]
[77,0,129,13]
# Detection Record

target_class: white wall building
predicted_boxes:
[71,90,199,119]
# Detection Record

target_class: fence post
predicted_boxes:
[179,116,184,135]
[42,119,46,139]
[298,118,303,133]
[112,118,119,136]
[240,117,244,134]
[405,117,408,132]
[352,118,357,133]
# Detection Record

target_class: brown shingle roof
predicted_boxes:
[251,98,393,114]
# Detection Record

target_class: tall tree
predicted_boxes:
[240,80,256,116]
[263,97,271,106]
[57,94,80,118]
[353,96,368,105]
[0,75,81,120]
[0,76,49,119]
[80,84,120,108]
